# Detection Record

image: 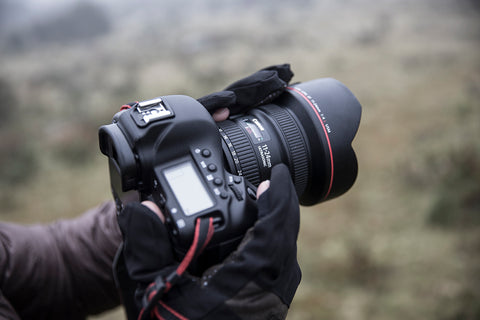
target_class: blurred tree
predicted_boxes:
[0,77,16,126]
[31,2,111,44]
[3,1,111,52]
[0,0,23,40]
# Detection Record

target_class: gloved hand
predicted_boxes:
[116,164,301,320]
[198,64,294,116]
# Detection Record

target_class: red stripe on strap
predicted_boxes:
[176,218,202,276]
[155,301,189,320]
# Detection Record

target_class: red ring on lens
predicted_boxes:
[287,86,334,200]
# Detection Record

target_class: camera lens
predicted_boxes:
[217,78,362,205]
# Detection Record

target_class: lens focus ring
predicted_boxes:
[218,121,261,185]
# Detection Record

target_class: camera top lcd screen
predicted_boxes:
[164,161,214,216]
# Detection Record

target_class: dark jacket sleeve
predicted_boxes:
[0,201,122,320]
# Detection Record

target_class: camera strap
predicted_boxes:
[138,217,214,320]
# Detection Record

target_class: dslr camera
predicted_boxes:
[99,78,361,262]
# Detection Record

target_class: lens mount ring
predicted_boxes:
[218,121,261,185]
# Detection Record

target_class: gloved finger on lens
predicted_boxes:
[197,90,236,114]
[117,202,175,283]
[197,64,294,115]
[247,163,300,270]
[260,64,295,83]
[224,64,294,113]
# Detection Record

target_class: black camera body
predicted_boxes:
[99,95,257,257]
[100,78,362,262]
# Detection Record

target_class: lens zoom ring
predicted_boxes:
[218,122,261,185]
[266,107,309,195]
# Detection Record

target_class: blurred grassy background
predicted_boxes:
[1,0,479,319]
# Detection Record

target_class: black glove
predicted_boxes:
[197,64,294,115]
[114,202,176,319]
[115,164,301,320]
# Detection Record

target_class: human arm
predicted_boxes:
[0,201,122,320]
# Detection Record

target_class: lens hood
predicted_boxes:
[285,78,362,204]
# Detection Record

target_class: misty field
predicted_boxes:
[1,0,479,319]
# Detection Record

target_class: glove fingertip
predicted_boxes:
[262,63,294,83]
[270,163,294,186]
[197,90,236,113]
[256,164,298,220]
[118,202,167,236]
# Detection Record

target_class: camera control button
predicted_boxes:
[176,219,186,229]
[214,188,228,199]
[220,191,229,199]
[201,149,211,157]
[213,178,223,186]
[207,164,217,172]
[233,176,242,184]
